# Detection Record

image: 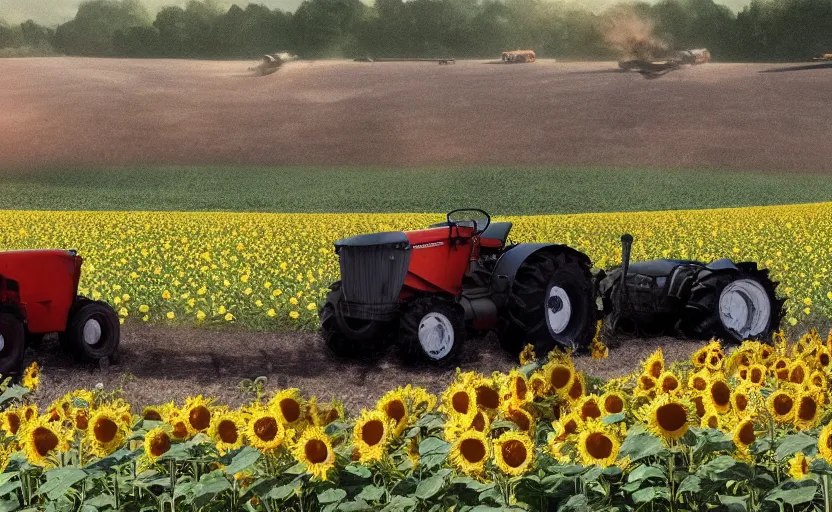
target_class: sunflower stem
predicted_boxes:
[824,474,831,512]
[668,451,675,512]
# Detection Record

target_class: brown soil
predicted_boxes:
[26,325,702,415]
[1,58,831,172]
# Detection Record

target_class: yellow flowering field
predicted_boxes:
[0,202,830,331]
[4,329,832,510]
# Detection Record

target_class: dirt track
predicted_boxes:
[26,325,702,415]
[2,58,832,171]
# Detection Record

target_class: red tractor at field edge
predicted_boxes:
[319,209,598,366]
[0,250,120,377]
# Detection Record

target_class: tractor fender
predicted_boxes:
[490,243,592,297]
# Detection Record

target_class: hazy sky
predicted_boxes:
[2,0,750,26]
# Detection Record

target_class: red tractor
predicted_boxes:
[319,209,598,365]
[0,250,120,376]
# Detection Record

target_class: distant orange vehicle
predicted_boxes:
[501,50,536,63]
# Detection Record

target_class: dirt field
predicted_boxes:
[26,325,702,415]
[2,58,832,171]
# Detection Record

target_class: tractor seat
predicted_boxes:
[627,258,698,278]
[480,222,512,248]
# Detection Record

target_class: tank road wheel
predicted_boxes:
[399,297,465,367]
[65,300,120,362]
[319,281,389,359]
[684,267,784,345]
[499,251,596,357]
[0,313,25,377]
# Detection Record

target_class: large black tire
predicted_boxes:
[64,300,120,361]
[498,250,596,356]
[0,313,25,377]
[683,265,785,345]
[399,296,465,367]
[319,282,390,358]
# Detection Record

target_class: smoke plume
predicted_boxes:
[599,7,668,60]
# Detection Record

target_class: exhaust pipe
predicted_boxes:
[617,234,633,310]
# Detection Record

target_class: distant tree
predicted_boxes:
[53,0,152,56]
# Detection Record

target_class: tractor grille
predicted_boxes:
[337,244,411,321]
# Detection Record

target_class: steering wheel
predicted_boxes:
[446,208,491,236]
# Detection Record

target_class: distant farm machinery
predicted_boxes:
[619,48,711,77]
[502,50,536,63]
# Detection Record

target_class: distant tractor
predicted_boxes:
[502,50,536,63]
[813,53,832,61]
[318,209,598,366]
[0,250,120,376]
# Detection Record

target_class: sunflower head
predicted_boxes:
[552,412,582,442]
[244,404,287,452]
[449,430,491,476]
[642,348,664,379]
[182,395,214,435]
[658,371,681,395]
[788,361,809,386]
[636,374,658,399]
[352,409,390,464]
[22,362,39,391]
[471,375,501,415]
[809,370,828,392]
[268,389,305,428]
[687,369,710,393]
[707,376,732,414]
[519,344,537,365]
[501,369,532,407]
[794,391,823,430]
[600,390,627,416]
[732,417,757,452]
[144,427,172,462]
[773,357,791,380]
[291,426,335,481]
[788,452,812,480]
[441,380,476,424]
[577,395,603,421]
[819,423,832,463]
[576,418,620,468]
[566,372,586,403]
[642,394,695,441]
[209,409,244,455]
[541,359,576,399]
[19,415,70,468]
[494,431,534,476]
[747,364,767,387]
[503,403,536,434]
[767,389,796,423]
[86,404,132,458]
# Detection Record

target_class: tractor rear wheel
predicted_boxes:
[683,267,784,345]
[319,281,389,358]
[0,313,25,377]
[499,250,596,357]
[399,297,465,367]
[65,300,120,361]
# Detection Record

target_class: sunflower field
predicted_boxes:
[2,329,832,510]
[0,202,830,333]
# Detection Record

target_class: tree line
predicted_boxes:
[1,0,831,61]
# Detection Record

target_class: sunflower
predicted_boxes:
[243,405,288,452]
[552,412,582,442]
[377,388,411,437]
[767,389,795,423]
[700,408,722,430]
[747,364,767,387]
[182,395,214,435]
[737,365,749,381]
[793,392,823,430]
[407,437,420,468]
[268,389,305,428]
[576,419,620,468]
[577,395,603,421]
[691,344,711,369]
[548,437,572,464]
[352,409,390,464]
[503,403,535,434]
[636,374,658,398]
[501,369,532,407]
[142,402,172,423]
[403,385,437,422]
[567,372,586,402]
[19,415,70,467]
[691,394,707,418]
[449,430,490,477]
[658,371,681,395]
[440,381,477,425]
[816,346,831,368]
[773,357,790,380]
[600,390,626,416]
[541,359,576,398]
[143,427,172,462]
[209,408,245,455]
[687,369,710,392]
[22,361,39,391]
[731,385,753,416]
[291,426,335,481]
[166,408,191,441]
[705,349,725,372]
[494,431,534,476]
[642,349,664,379]
[642,394,694,441]
[309,398,345,428]
[788,452,812,480]
[470,374,502,417]
[818,423,832,463]
[528,373,548,399]
[732,417,757,452]
[1,407,23,435]
[71,408,89,431]
[788,361,809,386]
[519,344,536,365]
[809,370,828,392]
[759,343,775,365]
[708,377,732,414]
[444,410,490,442]
[85,405,131,458]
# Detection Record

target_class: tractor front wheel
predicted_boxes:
[319,282,389,359]
[399,297,465,367]
[64,300,120,362]
[0,313,25,377]
[499,250,596,357]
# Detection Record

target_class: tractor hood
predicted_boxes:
[334,231,410,250]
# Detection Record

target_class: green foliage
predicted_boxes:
[4,165,832,215]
